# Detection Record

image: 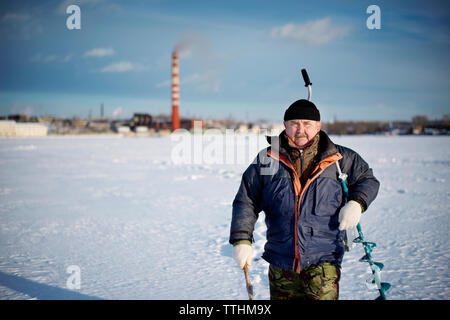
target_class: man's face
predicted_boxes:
[284,119,321,148]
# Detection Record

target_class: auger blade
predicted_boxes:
[363,241,376,249]
[365,274,377,290]
[373,261,384,271]
[353,236,363,243]
[381,282,391,292]
[375,294,384,301]
[337,177,390,299]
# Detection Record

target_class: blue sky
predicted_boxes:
[0,0,449,122]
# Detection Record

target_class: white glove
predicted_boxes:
[232,244,252,269]
[338,200,362,230]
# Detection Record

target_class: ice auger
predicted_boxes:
[336,162,391,300]
[301,68,391,300]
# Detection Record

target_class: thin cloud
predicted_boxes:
[61,54,73,63]
[183,72,221,93]
[393,19,450,44]
[269,17,351,46]
[100,61,139,73]
[156,72,221,93]
[1,13,30,24]
[1,12,42,40]
[31,54,57,63]
[171,32,225,92]
[84,47,115,58]
[31,53,73,63]
[156,79,170,88]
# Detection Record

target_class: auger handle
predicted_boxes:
[301,69,312,101]
[301,69,312,87]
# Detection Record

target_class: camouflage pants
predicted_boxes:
[268,263,341,300]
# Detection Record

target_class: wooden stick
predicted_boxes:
[243,264,253,300]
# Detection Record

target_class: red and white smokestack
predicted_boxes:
[171,51,180,131]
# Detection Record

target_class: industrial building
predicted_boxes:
[0,120,48,137]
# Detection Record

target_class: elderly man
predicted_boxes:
[229,99,380,300]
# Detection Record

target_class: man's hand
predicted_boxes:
[338,200,362,230]
[232,243,252,269]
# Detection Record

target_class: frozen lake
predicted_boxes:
[0,134,449,300]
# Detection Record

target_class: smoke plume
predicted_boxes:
[173,32,223,93]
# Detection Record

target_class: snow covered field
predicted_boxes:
[0,134,449,300]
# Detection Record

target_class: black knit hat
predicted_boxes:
[284,99,320,121]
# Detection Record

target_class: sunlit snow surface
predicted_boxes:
[0,135,449,300]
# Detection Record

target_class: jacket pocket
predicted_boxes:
[261,177,292,215]
[312,228,343,241]
[313,178,343,217]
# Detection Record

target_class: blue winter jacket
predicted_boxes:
[229,130,380,273]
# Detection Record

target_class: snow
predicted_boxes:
[0,134,449,300]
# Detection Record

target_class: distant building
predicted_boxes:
[87,118,111,133]
[7,114,28,122]
[270,123,285,135]
[0,120,48,137]
[0,121,16,137]
[117,126,131,134]
[423,127,440,135]
[249,124,260,134]
[71,118,89,129]
[188,119,206,131]
[237,124,249,134]
[15,123,48,136]
[135,126,148,133]
[132,113,152,130]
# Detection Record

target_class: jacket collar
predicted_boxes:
[266,130,338,162]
